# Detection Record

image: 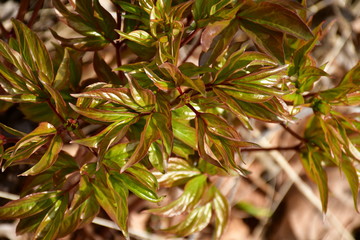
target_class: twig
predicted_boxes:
[0,22,10,39]
[180,28,201,47]
[114,6,126,84]
[27,0,45,29]
[180,36,200,64]
[242,144,302,152]
[280,123,307,142]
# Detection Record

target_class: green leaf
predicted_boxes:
[33,195,68,240]
[340,157,359,211]
[12,19,54,82]
[213,87,252,129]
[143,66,175,91]
[0,123,25,137]
[172,119,197,149]
[213,188,229,239]
[164,202,212,237]
[128,75,156,109]
[40,78,68,119]
[13,122,56,153]
[53,48,71,89]
[59,196,99,238]
[0,40,37,84]
[235,201,271,218]
[302,150,328,212]
[152,112,173,158]
[70,103,138,123]
[238,19,284,63]
[146,174,207,217]
[121,115,159,172]
[51,29,108,51]
[93,169,128,238]
[148,141,166,173]
[156,158,201,187]
[103,142,138,169]
[2,137,49,169]
[126,164,159,192]
[70,176,93,212]
[71,88,141,111]
[238,2,313,40]
[20,134,63,176]
[111,172,162,203]
[0,191,60,219]
[117,30,155,47]
[106,173,129,238]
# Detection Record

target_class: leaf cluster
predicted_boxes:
[0,0,359,239]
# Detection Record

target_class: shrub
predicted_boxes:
[0,0,359,239]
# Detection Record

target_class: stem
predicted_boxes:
[16,0,30,21]
[186,103,200,116]
[27,0,45,28]
[242,144,302,152]
[114,6,126,84]
[280,122,307,142]
[0,22,10,39]
[181,28,201,47]
[180,35,200,64]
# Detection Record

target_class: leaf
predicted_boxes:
[146,174,207,217]
[13,122,56,153]
[111,172,162,203]
[93,169,128,238]
[213,188,229,239]
[0,191,60,219]
[156,158,201,187]
[128,75,156,109]
[121,115,159,172]
[0,40,37,84]
[238,19,284,63]
[53,48,70,89]
[40,78,68,119]
[103,142,138,170]
[71,88,141,110]
[126,164,159,192]
[116,30,155,47]
[51,29,108,51]
[12,19,54,82]
[238,2,313,40]
[152,112,173,159]
[33,195,68,240]
[172,119,197,149]
[0,62,38,93]
[143,66,174,91]
[58,196,99,238]
[148,141,166,173]
[70,103,138,123]
[70,176,93,211]
[302,150,328,212]
[340,157,359,212]
[213,88,252,129]
[164,202,212,237]
[20,134,63,176]
[106,175,129,237]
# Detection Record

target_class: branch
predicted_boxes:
[280,123,307,142]
[242,143,302,152]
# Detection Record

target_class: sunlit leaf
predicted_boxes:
[0,191,60,219]
[33,195,68,240]
[20,134,63,176]
[146,174,207,217]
